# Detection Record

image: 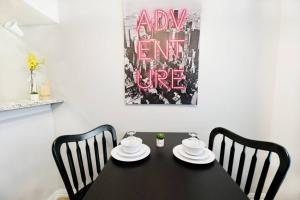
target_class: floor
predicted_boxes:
[57,197,69,200]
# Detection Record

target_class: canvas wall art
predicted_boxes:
[123,0,200,105]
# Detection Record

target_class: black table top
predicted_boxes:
[83,132,249,200]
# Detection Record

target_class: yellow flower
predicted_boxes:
[27,53,45,71]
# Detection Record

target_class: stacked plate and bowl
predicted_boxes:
[173,137,215,164]
[111,135,151,162]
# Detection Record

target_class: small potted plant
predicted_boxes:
[156,133,165,147]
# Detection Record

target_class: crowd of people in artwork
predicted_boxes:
[124,10,200,105]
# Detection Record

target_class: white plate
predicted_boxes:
[173,145,215,164]
[116,144,147,158]
[111,144,150,162]
[178,145,209,160]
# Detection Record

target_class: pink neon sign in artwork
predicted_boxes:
[134,9,188,90]
[136,9,187,32]
[136,69,186,90]
[137,39,185,61]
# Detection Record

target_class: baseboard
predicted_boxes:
[248,192,266,200]
[47,189,68,200]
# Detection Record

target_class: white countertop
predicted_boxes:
[0,99,64,112]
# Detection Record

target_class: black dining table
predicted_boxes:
[83,132,249,200]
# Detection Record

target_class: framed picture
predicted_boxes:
[123,0,200,105]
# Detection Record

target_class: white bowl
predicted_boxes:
[182,138,205,156]
[120,136,142,154]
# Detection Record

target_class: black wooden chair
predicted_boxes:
[52,124,117,200]
[208,127,290,200]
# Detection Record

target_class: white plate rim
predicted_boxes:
[178,145,209,160]
[173,145,215,164]
[111,144,151,162]
[116,144,147,158]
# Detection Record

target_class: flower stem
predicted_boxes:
[30,70,33,94]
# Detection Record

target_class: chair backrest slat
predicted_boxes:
[254,152,271,200]
[76,141,86,187]
[236,146,246,186]
[244,149,258,194]
[85,140,94,182]
[227,141,235,176]
[209,127,290,200]
[66,143,79,192]
[94,136,101,175]
[219,135,225,166]
[102,132,107,164]
[52,124,117,200]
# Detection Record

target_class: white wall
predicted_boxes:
[0,27,29,101]
[24,0,60,23]
[269,0,300,199]
[0,106,59,200]
[24,0,280,139]
[0,26,48,102]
